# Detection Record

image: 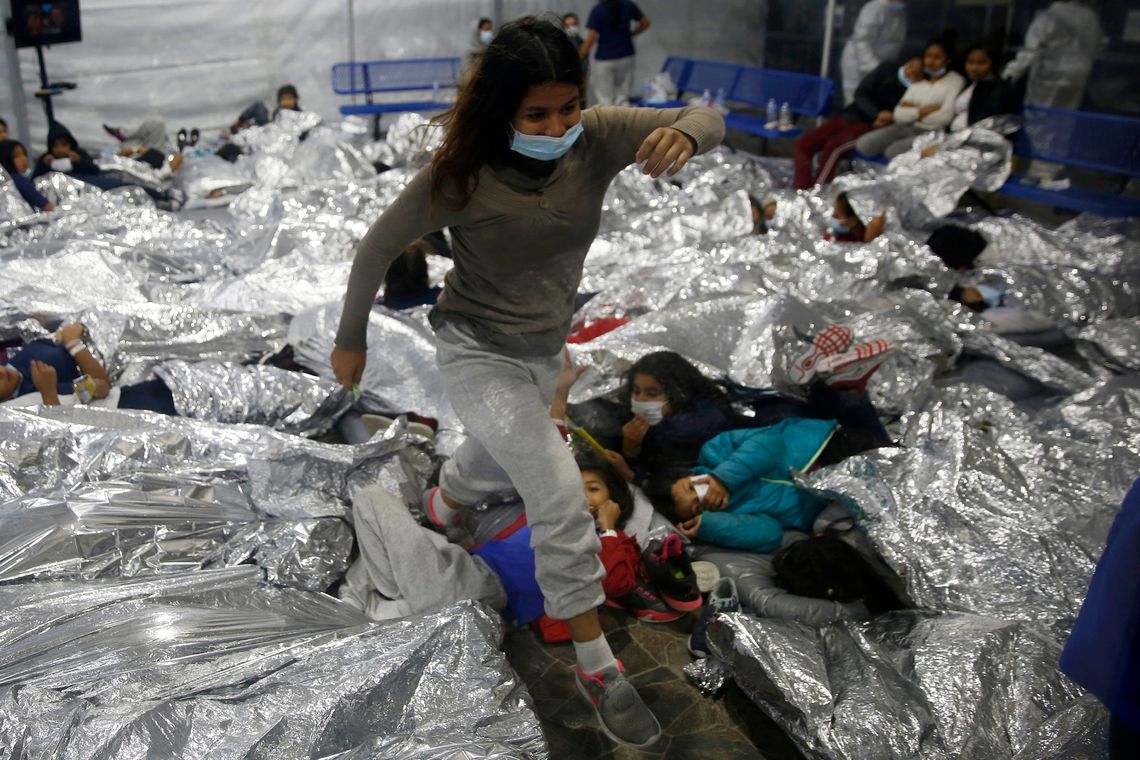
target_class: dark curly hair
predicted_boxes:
[642,466,693,525]
[577,453,635,529]
[619,351,733,420]
[772,533,904,615]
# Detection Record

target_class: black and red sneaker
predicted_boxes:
[641,534,702,612]
[605,580,685,623]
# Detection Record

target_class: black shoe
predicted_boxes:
[102,123,125,142]
[189,127,200,146]
[176,128,188,152]
[605,580,686,623]
[641,534,702,612]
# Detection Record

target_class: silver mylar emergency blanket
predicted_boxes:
[1,104,1137,759]
[0,569,546,759]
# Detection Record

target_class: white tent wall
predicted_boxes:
[349,1,496,62]
[4,0,349,152]
[1,0,766,152]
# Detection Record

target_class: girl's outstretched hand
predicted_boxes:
[635,127,694,178]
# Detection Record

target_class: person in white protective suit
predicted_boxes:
[1002,0,1103,178]
[1002,0,1102,111]
[840,0,908,105]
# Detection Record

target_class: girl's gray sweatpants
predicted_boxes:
[435,321,605,621]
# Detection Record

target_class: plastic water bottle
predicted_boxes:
[432,81,440,101]
[779,102,792,131]
[766,98,778,127]
[714,87,726,112]
[702,88,712,107]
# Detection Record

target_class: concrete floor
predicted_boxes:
[502,605,805,760]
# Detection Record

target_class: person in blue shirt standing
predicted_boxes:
[580,0,650,106]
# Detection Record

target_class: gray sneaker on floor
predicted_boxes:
[575,661,662,749]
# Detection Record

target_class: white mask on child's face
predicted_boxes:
[690,476,709,502]
[630,399,666,425]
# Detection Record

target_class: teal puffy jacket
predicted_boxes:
[693,418,837,553]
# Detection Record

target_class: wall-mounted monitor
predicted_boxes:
[9,1,82,49]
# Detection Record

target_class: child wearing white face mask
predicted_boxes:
[619,351,746,484]
[617,349,895,490]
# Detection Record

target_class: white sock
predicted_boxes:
[429,488,463,525]
[364,595,405,621]
[573,634,618,675]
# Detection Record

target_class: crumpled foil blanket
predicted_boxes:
[0,568,546,759]
[0,111,1136,758]
[0,404,437,588]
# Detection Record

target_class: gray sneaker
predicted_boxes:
[575,661,662,749]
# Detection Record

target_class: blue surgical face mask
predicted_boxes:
[829,218,851,235]
[976,283,1005,309]
[898,66,913,88]
[925,67,947,78]
[479,29,493,44]
[510,120,584,161]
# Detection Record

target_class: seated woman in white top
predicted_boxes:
[854,36,966,158]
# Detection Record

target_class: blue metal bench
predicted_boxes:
[855,105,1140,216]
[1001,105,1140,217]
[330,57,461,119]
[640,56,834,140]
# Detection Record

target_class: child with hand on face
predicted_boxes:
[825,191,886,244]
[646,413,892,554]
[0,139,54,212]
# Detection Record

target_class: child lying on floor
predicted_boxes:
[644,343,895,555]
[825,191,886,244]
[342,352,694,626]
[618,328,894,486]
[0,322,176,414]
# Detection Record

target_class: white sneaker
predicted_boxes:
[690,560,721,594]
[789,325,854,385]
[816,339,895,391]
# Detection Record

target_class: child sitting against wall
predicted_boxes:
[0,139,54,212]
[32,121,181,208]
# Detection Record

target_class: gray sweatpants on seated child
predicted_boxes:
[854,122,925,159]
[434,321,606,621]
[340,484,507,619]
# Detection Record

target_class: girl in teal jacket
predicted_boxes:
[647,418,885,553]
